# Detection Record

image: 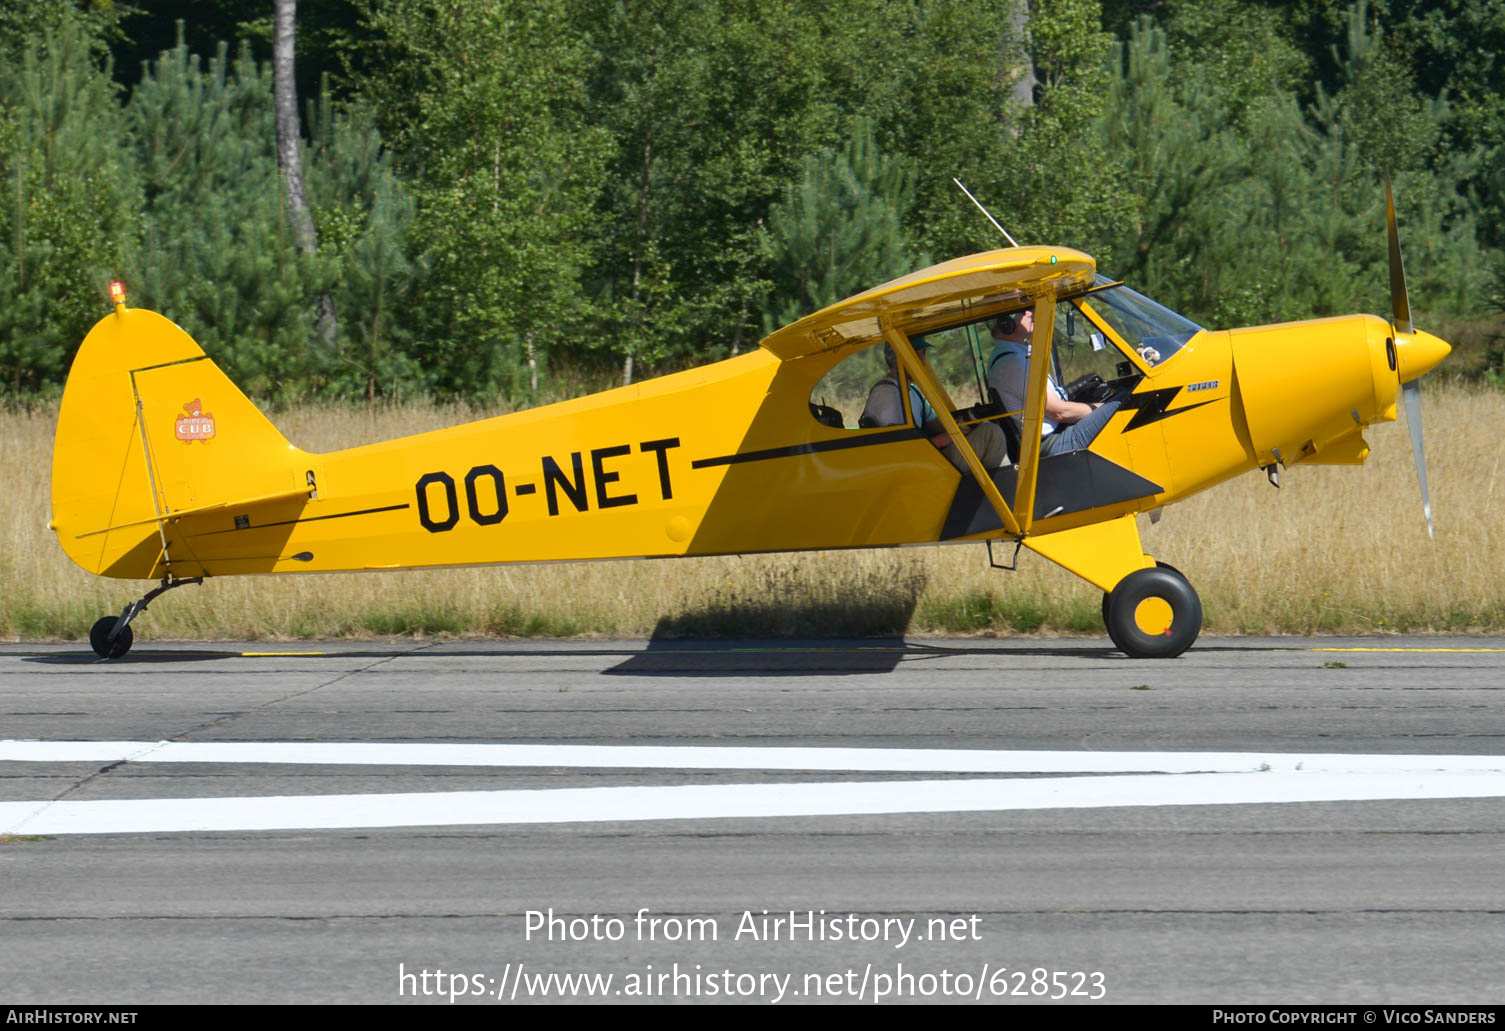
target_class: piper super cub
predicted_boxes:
[51,180,1448,659]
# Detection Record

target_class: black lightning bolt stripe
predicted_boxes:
[1117,386,1216,432]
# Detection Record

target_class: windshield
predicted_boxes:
[1078,277,1202,366]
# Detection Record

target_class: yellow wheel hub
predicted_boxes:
[1132,596,1174,636]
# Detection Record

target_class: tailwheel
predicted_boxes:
[89,616,134,660]
[86,577,203,661]
[1104,566,1202,659]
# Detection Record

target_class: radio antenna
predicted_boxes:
[953,177,1019,247]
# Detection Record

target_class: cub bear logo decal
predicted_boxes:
[174,399,215,443]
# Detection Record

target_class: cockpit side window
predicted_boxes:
[807,342,901,430]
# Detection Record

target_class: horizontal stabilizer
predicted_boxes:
[74,484,313,540]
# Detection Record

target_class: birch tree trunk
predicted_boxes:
[274,0,337,344]
[1010,0,1037,109]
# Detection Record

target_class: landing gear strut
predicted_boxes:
[89,577,203,659]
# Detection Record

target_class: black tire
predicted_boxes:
[1104,561,1180,633]
[89,616,133,660]
[1104,566,1202,659]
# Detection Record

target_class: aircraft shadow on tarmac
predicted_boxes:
[25,649,245,665]
[22,635,1287,669]
[24,640,1118,673]
[598,638,1345,676]
[603,593,927,676]
[599,636,1129,678]
[602,637,911,677]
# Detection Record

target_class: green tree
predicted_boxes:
[0,17,139,394]
[849,0,1033,271]
[577,0,1029,377]
[972,0,1134,265]
[1098,17,1258,324]
[304,86,419,400]
[359,0,608,400]
[1,0,127,61]
[1125,0,1310,127]
[122,36,333,398]
[1095,2,1489,330]
[120,29,421,400]
[577,0,852,379]
[761,119,926,333]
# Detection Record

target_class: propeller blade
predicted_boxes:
[1385,172,1413,335]
[1402,380,1433,538]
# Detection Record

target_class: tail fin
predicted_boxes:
[51,304,310,579]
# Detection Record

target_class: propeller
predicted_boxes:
[1385,173,1436,539]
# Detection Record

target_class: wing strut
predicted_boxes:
[1011,294,1055,533]
[881,324,1021,538]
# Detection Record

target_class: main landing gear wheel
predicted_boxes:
[1103,566,1202,659]
[1102,561,1184,629]
[89,616,134,660]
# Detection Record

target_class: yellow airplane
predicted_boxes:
[51,182,1449,659]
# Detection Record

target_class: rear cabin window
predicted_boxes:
[807,329,993,430]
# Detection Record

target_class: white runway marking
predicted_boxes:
[3,741,1504,835]
[4,772,1505,836]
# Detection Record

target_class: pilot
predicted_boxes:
[859,339,1007,472]
[986,310,1126,457]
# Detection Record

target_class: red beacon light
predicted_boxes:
[109,280,127,313]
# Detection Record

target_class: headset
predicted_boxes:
[993,312,1018,335]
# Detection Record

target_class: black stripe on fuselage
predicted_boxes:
[690,427,925,469]
[190,503,410,536]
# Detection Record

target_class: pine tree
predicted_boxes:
[122,36,332,398]
[0,17,139,394]
[761,119,925,333]
[304,84,419,400]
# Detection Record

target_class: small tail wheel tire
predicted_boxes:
[1104,566,1202,659]
[89,616,134,660]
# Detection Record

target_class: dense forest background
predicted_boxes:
[2,0,1502,403]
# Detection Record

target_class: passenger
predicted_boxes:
[986,311,1125,457]
[860,339,1008,472]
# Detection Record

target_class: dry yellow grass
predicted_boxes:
[4,383,1502,642]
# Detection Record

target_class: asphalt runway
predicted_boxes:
[2,636,1504,1005]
